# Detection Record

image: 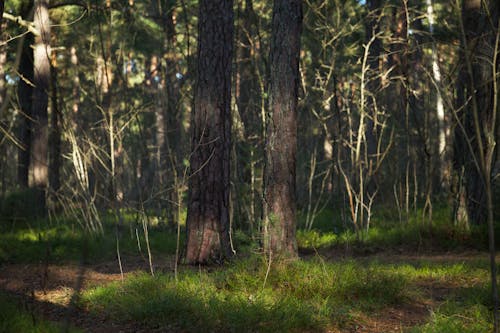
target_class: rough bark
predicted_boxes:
[263,0,302,258]
[185,0,234,264]
[30,0,50,211]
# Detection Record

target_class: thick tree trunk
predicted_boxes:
[185,0,234,264]
[30,0,50,212]
[263,0,302,258]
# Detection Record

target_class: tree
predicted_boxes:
[30,0,50,211]
[263,0,302,258]
[185,0,234,264]
[17,1,34,189]
[456,0,497,226]
[457,0,499,330]
[49,47,61,197]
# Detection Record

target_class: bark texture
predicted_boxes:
[185,0,234,264]
[263,0,302,257]
[30,0,50,211]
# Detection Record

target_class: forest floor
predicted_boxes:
[0,249,492,333]
[0,255,175,332]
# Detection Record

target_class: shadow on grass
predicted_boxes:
[0,291,83,333]
[82,273,326,332]
[81,257,410,332]
[0,221,181,265]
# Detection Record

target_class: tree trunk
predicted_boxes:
[426,0,449,190]
[30,0,51,212]
[17,3,34,189]
[263,0,302,258]
[458,0,497,225]
[185,0,234,264]
[49,50,61,198]
[459,0,499,330]
[163,5,182,229]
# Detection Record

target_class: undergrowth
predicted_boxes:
[297,206,500,252]
[81,256,409,332]
[0,215,181,264]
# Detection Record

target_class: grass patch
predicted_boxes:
[410,285,493,333]
[411,304,491,333]
[0,292,82,333]
[297,205,500,252]
[0,217,181,264]
[81,256,409,332]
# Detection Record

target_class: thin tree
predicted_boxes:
[426,0,449,190]
[17,2,34,189]
[263,0,303,258]
[185,0,234,264]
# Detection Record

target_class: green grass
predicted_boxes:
[80,255,496,332]
[0,216,182,264]
[410,287,493,333]
[296,205,500,252]
[81,256,410,332]
[0,202,497,331]
[0,293,82,333]
[411,305,491,333]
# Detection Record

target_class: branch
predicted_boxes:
[49,1,88,10]
[2,12,38,36]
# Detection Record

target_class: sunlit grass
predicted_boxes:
[410,296,492,333]
[1,201,497,331]
[81,256,411,332]
[80,254,494,331]
[296,205,500,252]
[0,217,182,264]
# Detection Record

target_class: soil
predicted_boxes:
[0,251,489,332]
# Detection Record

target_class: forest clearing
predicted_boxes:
[0,0,499,332]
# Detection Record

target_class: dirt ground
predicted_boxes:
[0,251,489,332]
